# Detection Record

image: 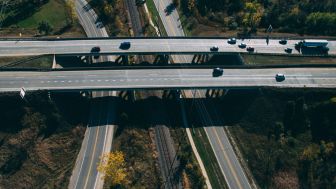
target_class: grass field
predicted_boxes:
[242,54,336,65]
[16,0,68,29]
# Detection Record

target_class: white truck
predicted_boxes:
[300,39,328,47]
[295,39,329,53]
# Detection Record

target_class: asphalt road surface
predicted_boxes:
[69,93,116,189]
[1,68,336,92]
[0,38,335,57]
[68,1,115,189]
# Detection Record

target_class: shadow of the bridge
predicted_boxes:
[87,89,260,128]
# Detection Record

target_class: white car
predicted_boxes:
[228,38,236,44]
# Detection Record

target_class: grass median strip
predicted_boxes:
[145,0,168,36]
[192,127,228,189]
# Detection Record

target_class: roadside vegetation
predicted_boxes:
[190,127,227,189]
[0,0,84,37]
[88,0,129,36]
[173,0,336,37]
[0,91,89,188]
[0,55,53,69]
[110,123,161,188]
[242,54,336,65]
[218,89,336,189]
[170,127,206,189]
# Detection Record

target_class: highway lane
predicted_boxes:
[1,38,335,57]
[1,68,336,92]
[153,0,192,63]
[68,1,115,189]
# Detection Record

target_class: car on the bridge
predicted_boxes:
[228,38,236,44]
[212,67,223,77]
[285,48,293,53]
[279,39,287,45]
[119,42,131,50]
[275,73,285,82]
[210,46,219,51]
[247,47,254,52]
[91,46,101,59]
[238,43,246,48]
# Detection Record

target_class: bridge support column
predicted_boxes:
[192,54,202,64]
[116,56,122,64]
[80,91,92,98]
[153,54,169,65]
[119,90,134,102]
[121,55,129,65]
[162,90,180,99]
[204,54,210,63]
[206,89,223,98]
[162,90,169,99]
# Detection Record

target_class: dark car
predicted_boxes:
[247,47,254,52]
[285,48,293,53]
[238,43,246,48]
[210,46,219,52]
[91,46,101,59]
[279,39,287,45]
[212,67,223,77]
[119,42,131,50]
[275,73,285,82]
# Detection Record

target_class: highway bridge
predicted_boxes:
[0,68,335,92]
[0,37,335,57]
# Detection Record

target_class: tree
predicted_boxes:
[37,21,53,35]
[187,0,196,13]
[65,0,77,25]
[97,151,127,186]
[242,2,264,32]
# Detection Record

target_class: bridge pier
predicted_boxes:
[80,91,92,98]
[116,55,129,65]
[122,55,129,65]
[153,54,169,65]
[192,54,201,64]
[119,90,135,102]
[162,90,181,99]
[206,89,226,98]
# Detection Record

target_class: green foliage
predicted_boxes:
[306,12,336,35]
[225,89,336,188]
[1,0,49,27]
[178,0,336,35]
[37,20,53,35]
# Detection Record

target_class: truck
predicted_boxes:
[295,39,329,53]
[300,39,328,47]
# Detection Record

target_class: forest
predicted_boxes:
[176,0,336,36]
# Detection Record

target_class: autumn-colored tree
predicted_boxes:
[242,2,264,32]
[65,0,77,25]
[97,151,127,186]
